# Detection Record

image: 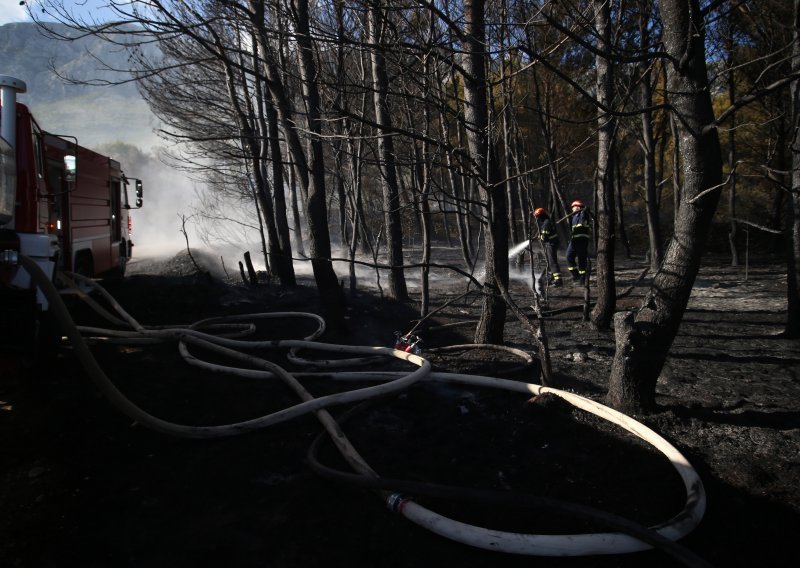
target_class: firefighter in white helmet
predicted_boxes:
[566,199,591,284]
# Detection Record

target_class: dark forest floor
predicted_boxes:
[1,251,799,568]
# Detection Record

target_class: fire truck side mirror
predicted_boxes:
[135,180,143,208]
[64,155,76,183]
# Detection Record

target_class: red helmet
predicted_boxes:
[571,200,585,209]
[533,207,547,217]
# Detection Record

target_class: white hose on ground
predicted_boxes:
[294,368,706,556]
[22,255,706,559]
[22,256,429,438]
[387,372,705,556]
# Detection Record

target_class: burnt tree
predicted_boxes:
[590,0,617,331]
[607,0,723,413]
[463,0,509,344]
[788,0,800,337]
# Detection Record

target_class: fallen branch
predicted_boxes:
[616,266,650,299]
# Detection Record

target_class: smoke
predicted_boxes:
[106,145,544,297]
[130,168,189,256]
[91,143,201,260]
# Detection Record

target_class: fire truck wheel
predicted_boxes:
[73,252,94,278]
[103,264,126,280]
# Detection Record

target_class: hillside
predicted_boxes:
[0,21,159,149]
[1,21,198,252]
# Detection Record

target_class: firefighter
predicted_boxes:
[566,199,592,284]
[533,207,562,287]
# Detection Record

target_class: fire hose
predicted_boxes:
[19,254,709,566]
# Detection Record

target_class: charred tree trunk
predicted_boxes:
[499,12,520,250]
[607,0,723,413]
[670,113,682,229]
[244,251,258,285]
[527,56,568,240]
[286,148,305,258]
[261,80,296,286]
[615,150,632,258]
[367,2,408,302]
[463,0,508,344]
[770,118,787,254]
[590,0,617,331]
[221,30,293,287]
[639,2,663,270]
[419,50,433,317]
[787,0,800,337]
[436,78,472,268]
[291,0,346,328]
[420,141,432,317]
[726,10,740,267]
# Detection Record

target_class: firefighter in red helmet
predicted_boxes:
[532,207,563,287]
[566,200,591,284]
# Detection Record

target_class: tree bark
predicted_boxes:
[260,68,296,286]
[607,0,723,413]
[639,1,663,270]
[786,0,800,337]
[590,0,617,331]
[463,0,508,344]
[367,2,409,302]
[221,32,294,287]
[419,51,433,317]
[291,0,346,328]
[614,150,632,258]
[726,5,740,267]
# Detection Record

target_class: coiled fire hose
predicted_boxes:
[19,255,709,566]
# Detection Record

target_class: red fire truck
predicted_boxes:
[1,75,143,354]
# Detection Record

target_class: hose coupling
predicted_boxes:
[386,493,411,514]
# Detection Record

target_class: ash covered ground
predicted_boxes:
[1,249,799,567]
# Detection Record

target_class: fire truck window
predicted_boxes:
[33,131,44,180]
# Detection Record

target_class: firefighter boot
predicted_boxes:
[568,267,579,281]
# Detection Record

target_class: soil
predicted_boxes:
[1,250,799,568]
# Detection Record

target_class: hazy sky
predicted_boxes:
[0,0,111,26]
[0,0,30,24]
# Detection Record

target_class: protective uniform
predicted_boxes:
[566,200,591,284]
[533,208,562,287]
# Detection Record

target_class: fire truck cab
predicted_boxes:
[1,74,143,355]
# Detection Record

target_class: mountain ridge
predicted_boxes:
[1,21,160,150]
